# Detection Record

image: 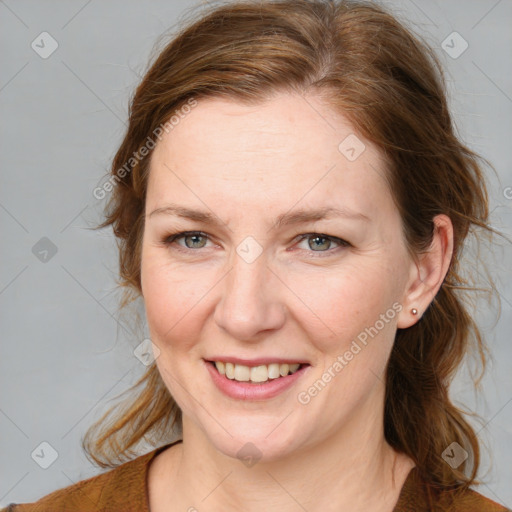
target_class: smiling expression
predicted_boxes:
[140,91,416,461]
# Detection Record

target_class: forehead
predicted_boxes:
[147,93,393,221]
[153,93,368,162]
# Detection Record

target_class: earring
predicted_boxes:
[411,308,418,315]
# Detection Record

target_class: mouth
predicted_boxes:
[205,359,310,384]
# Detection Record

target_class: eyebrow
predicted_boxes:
[148,204,370,229]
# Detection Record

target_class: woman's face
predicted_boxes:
[141,92,417,462]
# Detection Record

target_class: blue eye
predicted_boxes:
[164,231,211,249]
[162,231,350,255]
[295,233,350,253]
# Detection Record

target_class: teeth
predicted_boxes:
[214,361,302,383]
[225,362,235,379]
[216,361,225,375]
[248,365,266,382]
[234,364,250,381]
[268,363,280,379]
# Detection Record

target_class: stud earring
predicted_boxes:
[411,308,418,315]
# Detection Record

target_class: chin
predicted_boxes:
[217,436,297,465]
[198,414,309,465]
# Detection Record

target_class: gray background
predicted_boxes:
[1,0,511,508]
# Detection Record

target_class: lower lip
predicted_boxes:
[204,360,310,401]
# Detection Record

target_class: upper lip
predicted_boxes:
[205,357,310,367]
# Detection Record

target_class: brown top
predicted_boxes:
[2,440,509,512]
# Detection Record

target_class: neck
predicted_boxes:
[153,397,415,512]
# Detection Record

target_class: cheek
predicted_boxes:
[289,262,397,351]
[141,254,214,351]
[141,243,406,359]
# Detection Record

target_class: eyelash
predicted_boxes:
[161,231,351,257]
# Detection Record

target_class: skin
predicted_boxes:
[140,92,453,512]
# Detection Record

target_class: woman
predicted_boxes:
[3,0,509,511]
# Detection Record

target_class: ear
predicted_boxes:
[397,214,454,329]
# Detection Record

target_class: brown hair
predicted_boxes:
[83,0,498,498]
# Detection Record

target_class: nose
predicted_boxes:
[213,251,286,342]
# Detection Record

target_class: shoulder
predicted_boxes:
[395,467,510,512]
[436,487,510,512]
[0,447,163,512]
